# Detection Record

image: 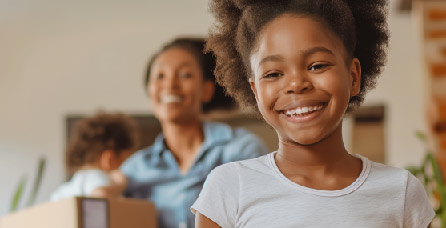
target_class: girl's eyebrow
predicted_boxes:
[301,46,335,59]
[258,54,285,67]
[258,46,335,68]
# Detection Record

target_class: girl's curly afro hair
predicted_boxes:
[206,0,389,113]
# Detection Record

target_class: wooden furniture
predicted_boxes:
[415,0,446,174]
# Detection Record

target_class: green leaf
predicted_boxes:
[27,157,46,206]
[10,177,26,212]
[435,207,442,215]
[428,154,446,211]
[415,131,426,143]
[441,212,446,228]
[410,131,446,224]
[406,166,420,176]
[423,173,429,187]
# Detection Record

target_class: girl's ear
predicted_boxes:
[350,58,361,97]
[202,81,215,103]
[249,78,259,101]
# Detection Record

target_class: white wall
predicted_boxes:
[0,0,427,216]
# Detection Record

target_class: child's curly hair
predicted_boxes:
[207,0,389,113]
[66,112,138,172]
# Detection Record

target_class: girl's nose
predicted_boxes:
[283,73,313,94]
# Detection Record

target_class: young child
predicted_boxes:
[50,112,138,201]
[192,0,435,227]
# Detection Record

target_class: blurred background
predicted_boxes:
[0,0,441,216]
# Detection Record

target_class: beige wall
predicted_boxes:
[0,0,427,216]
[364,1,426,167]
[0,0,212,215]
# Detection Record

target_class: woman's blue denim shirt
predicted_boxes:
[120,122,268,228]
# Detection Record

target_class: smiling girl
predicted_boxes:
[191,0,435,227]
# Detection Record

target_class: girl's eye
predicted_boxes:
[262,72,283,79]
[308,63,330,71]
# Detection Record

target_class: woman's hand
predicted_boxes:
[109,170,127,188]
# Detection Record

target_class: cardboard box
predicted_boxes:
[0,197,157,228]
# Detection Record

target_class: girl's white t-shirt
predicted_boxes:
[191,152,435,228]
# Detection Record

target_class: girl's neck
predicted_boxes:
[276,124,362,190]
[277,124,350,171]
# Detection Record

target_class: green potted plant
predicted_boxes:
[10,157,46,212]
[407,132,446,227]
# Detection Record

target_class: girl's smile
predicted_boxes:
[277,101,328,123]
[249,14,361,146]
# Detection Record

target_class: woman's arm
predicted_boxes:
[195,212,221,228]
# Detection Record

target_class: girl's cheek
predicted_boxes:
[265,85,277,99]
[260,83,279,110]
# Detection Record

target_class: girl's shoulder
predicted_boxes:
[363,157,424,194]
[215,153,272,174]
[366,158,411,179]
[205,153,275,189]
[365,159,436,227]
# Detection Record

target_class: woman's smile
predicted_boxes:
[148,48,206,123]
[159,94,184,104]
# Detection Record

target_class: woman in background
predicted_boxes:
[121,38,268,228]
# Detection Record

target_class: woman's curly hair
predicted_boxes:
[66,112,139,172]
[207,0,389,113]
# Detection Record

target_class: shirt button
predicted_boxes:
[179,221,187,228]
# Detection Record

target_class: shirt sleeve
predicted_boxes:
[403,172,435,228]
[119,151,150,198]
[191,163,240,228]
[83,171,112,195]
[120,150,141,177]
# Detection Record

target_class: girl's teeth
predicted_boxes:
[295,108,303,115]
[284,105,323,116]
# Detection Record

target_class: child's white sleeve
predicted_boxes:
[191,163,239,228]
[403,173,435,228]
[84,171,112,194]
